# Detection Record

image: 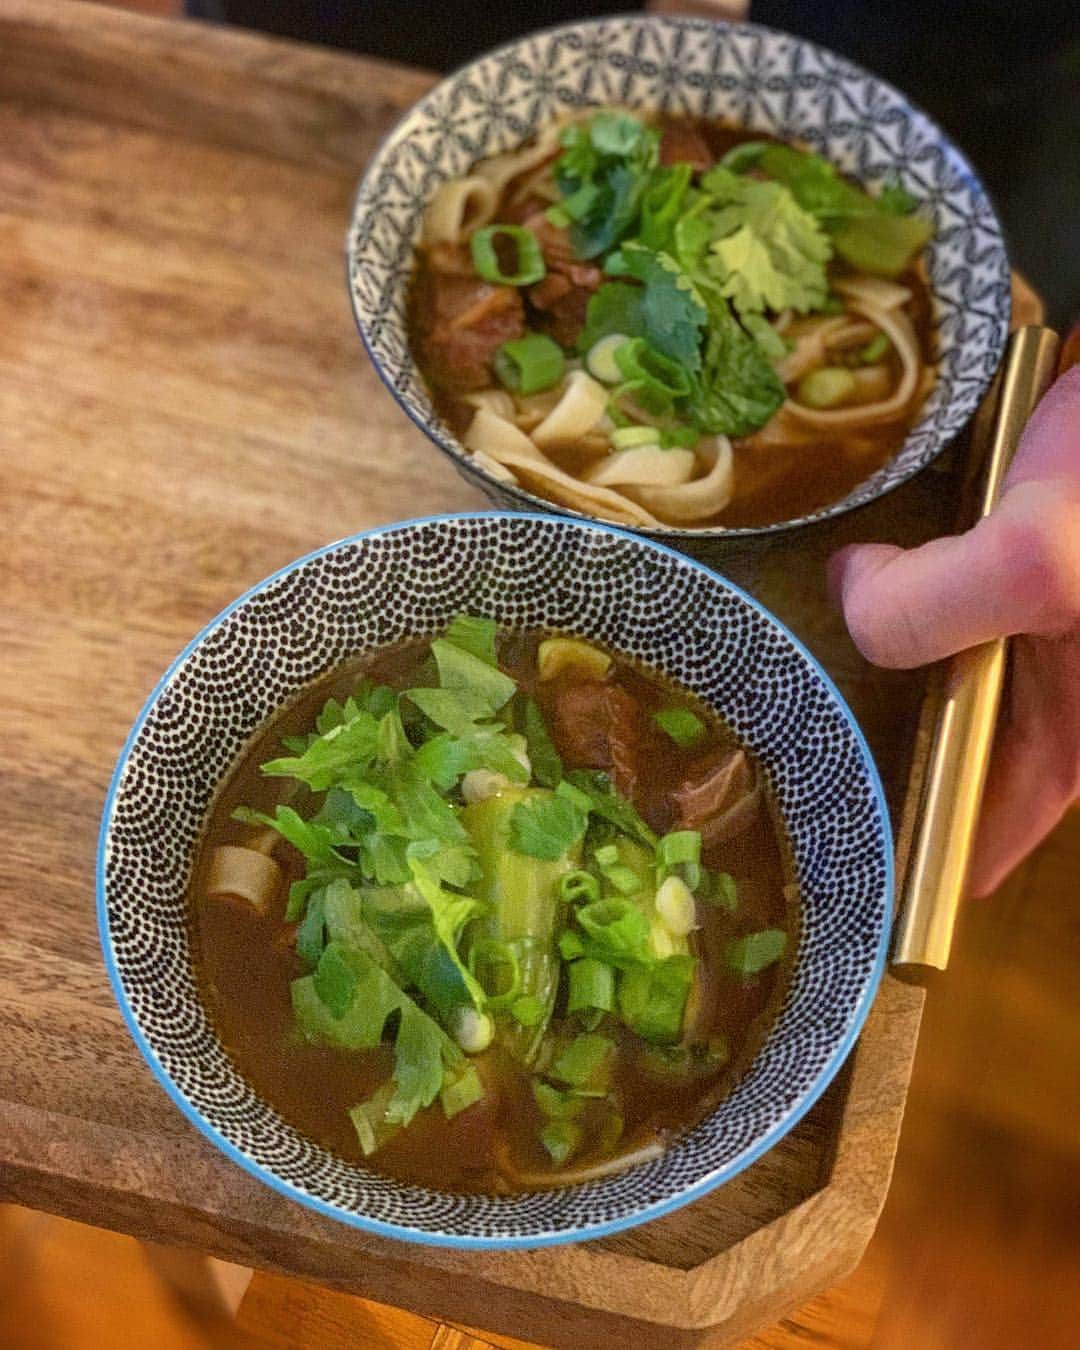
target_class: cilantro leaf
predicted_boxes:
[292,944,459,1125]
[564,770,657,850]
[553,113,660,259]
[686,297,785,437]
[578,281,648,354]
[755,144,930,277]
[261,710,380,791]
[611,244,707,371]
[697,165,831,316]
[509,794,588,861]
[406,686,498,736]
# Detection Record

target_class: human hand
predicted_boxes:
[829,364,1080,897]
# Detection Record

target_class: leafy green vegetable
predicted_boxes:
[439,1062,485,1120]
[261,711,380,791]
[296,887,328,967]
[442,614,498,667]
[311,939,359,1017]
[727,928,788,975]
[695,164,831,316]
[462,788,582,1063]
[653,707,706,748]
[550,1032,614,1089]
[607,244,707,370]
[685,297,786,437]
[754,144,931,277]
[567,957,615,1016]
[521,698,562,788]
[293,943,460,1125]
[612,336,692,417]
[509,793,588,861]
[406,686,501,737]
[348,1083,400,1156]
[553,113,660,258]
[618,954,695,1043]
[429,638,517,712]
[578,282,648,355]
[407,857,486,999]
[564,770,658,850]
[638,162,693,252]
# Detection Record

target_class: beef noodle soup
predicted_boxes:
[409,110,935,529]
[190,617,797,1193]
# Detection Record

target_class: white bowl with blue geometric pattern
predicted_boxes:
[347,16,1010,562]
[98,512,892,1249]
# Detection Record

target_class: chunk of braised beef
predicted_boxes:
[411,269,525,391]
[548,680,644,799]
[521,213,602,348]
[659,123,714,174]
[673,748,762,847]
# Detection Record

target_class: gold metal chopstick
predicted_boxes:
[892,325,1061,969]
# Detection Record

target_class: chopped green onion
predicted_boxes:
[603,863,642,895]
[699,869,738,912]
[540,1118,583,1165]
[558,928,586,960]
[494,333,565,395]
[611,425,661,450]
[533,1080,587,1120]
[726,928,788,976]
[440,1063,485,1120]
[470,224,546,286]
[510,994,545,1028]
[586,332,632,384]
[559,870,602,906]
[796,367,858,409]
[550,1032,614,1089]
[656,829,702,891]
[653,706,706,748]
[593,843,619,868]
[567,957,615,1016]
[618,955,695,1044]
[859,332,891,364]
[468,937,522,1009]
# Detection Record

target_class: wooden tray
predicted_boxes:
[0,3,1036,1345]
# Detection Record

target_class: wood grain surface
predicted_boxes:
[0,2,1036,1346]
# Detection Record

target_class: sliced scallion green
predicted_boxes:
[567,957,615,1016]
[470,224,546,286]
[494,332,565,395]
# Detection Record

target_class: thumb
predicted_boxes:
[829,481,1080,669]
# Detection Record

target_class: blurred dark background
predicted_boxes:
[185,0,1079,329]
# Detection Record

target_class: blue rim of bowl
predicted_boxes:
[97,510,894,1250]
[344,12,1011,544]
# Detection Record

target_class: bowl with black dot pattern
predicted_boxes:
[347,15,1010,565]
[98,512,892,1249]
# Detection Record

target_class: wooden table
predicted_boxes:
[0,3,1034,1345]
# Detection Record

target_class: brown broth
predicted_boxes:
[189,633,797,1193]
[409,114,935,530]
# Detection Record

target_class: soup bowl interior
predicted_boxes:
[347,15,1009,558]
[99,513,891,1248]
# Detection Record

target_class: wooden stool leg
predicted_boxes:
[140,1242,254,1321]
